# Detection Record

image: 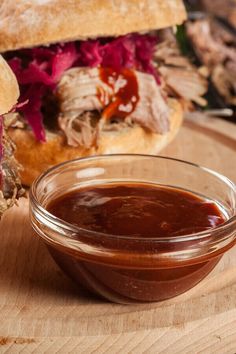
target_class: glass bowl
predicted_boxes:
[29,155,236,304]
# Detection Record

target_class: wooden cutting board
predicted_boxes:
[0,116,236,353]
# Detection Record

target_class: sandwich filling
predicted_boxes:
[0,116,24,215]
[4,31,207,149]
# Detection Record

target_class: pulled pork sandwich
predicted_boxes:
[0,55,24,216]
[0,0,207,185]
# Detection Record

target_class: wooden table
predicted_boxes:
[0,116,236,353]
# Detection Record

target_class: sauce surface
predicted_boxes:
[47,183,225,238]
[98,68,139,120]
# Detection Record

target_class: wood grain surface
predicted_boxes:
[0,116,236,353]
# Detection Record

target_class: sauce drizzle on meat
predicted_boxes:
[98,68,140,121]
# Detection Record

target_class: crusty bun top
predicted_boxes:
[0,0,186,52]
[0,55,19,115]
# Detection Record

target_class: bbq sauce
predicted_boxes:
[98,68,139,120]
[46,183,227,303]
[47,183,225,238]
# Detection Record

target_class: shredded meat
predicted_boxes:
[59,111,99,148]
[154,30,208,108]
[159,67,207,106]
[57,67,169,148]
[186,18,236,105]
[201,0,236,29]
[155,35,192,69]
[186,19,236,67]
[0,118,25,216]
[57,68,105,147]
[127,71,169,133]
[212,64,236,105]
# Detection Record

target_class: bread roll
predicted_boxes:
[0,0,186,52]
[0,55,19,114]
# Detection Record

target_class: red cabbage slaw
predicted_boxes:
[6,34,159,142]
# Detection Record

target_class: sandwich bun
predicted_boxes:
[9,99,183,186]
[0,0,186,52]
[0,55,19,115]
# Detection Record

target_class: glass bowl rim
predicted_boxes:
[29,154,236,243]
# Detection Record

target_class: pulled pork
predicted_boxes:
[211,63,236,106]
[0,117,24,216]
[159,66,207,107]
[201,0,236,29]
[154,29,208,109]
[57,68,169,148]
[186,19,236,105]
[127,70,169,133]
[57,67,104,148]
[59,111,99,148]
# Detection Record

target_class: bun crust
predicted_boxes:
[0,55,19,115]
[8,99,183,186]
[0,0,186,52]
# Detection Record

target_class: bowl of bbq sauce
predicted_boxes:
[29,155,236,304]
